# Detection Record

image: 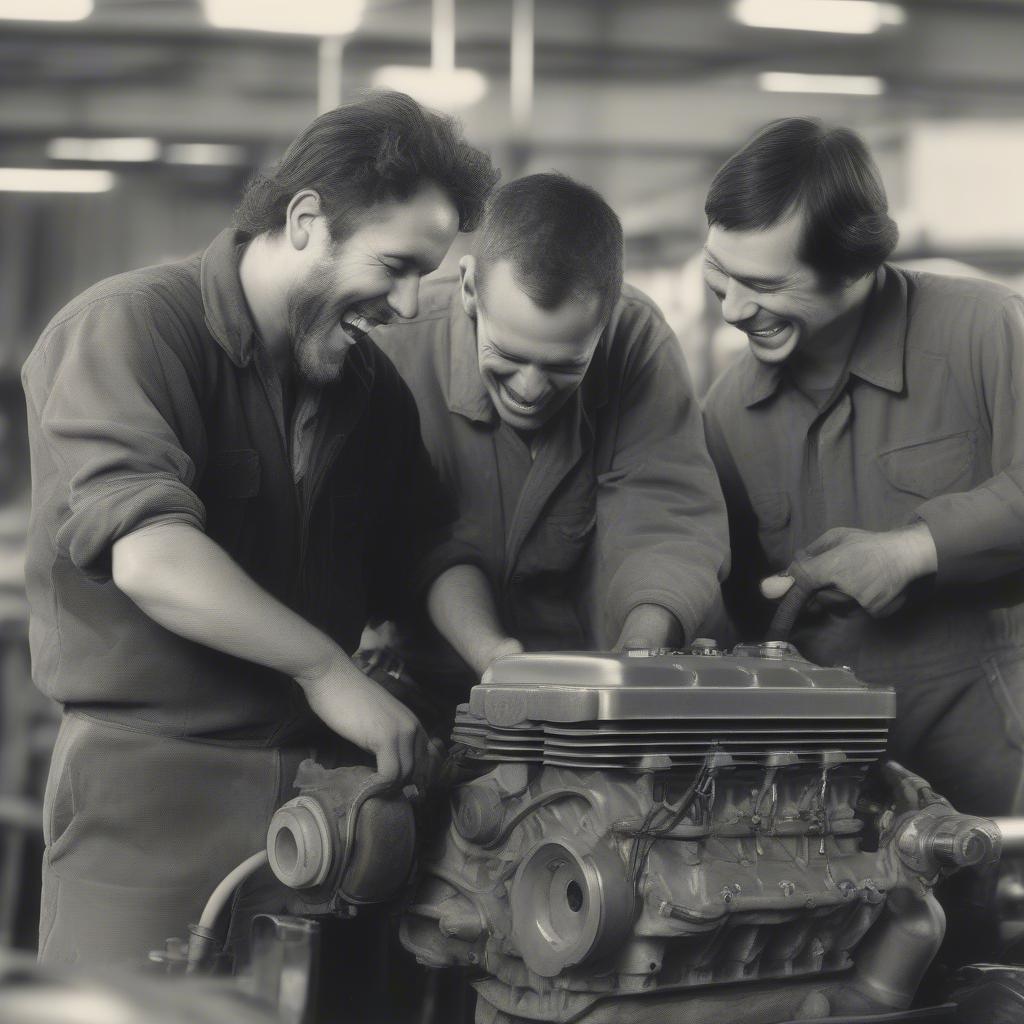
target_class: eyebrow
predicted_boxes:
[381,252,437,275]
[702,247,791,289]
[490,340,589,369]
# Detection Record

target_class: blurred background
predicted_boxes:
[0,0,1022,952]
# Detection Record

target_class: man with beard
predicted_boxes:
[701,117,1024,829]
[22,92,497,967]
[372,173,729,706]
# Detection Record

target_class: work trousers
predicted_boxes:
[38,711,309,968]
[866,648,1024,819]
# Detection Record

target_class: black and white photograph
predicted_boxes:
[1,1,1024,1022]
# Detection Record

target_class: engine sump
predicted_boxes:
[402,644,1000,1024]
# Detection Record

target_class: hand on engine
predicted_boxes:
[298,653,429,784]
[614,603,684,652]
[484,636,524,665]
[760,523,938,618]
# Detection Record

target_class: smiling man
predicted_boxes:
[701,117,1024,827]
[22,92,497,966]
[373,173,729,702]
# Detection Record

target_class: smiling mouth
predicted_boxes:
[747,324,786,339]
[500,382,549,415]
[338,311,387,345]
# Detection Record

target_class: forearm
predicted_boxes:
[111,520,350,687]
[615,603,684,652]
[427,564,519,675]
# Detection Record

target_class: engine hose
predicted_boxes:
[482,788,597,850]
[765,567,821,641]
[186,849,269,974]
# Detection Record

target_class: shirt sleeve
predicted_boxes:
[595,311,731,645]
[916,294,1024,584]
[22,292,207,582]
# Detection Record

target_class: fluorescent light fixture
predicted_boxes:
[372,66,488,111]
[733,0,904,34]
[164,143,249,167]
[202,0,364,35]
[47,137,160,162]
[0,168,115,193]
[0,0,93,21]
[758,72,886,95]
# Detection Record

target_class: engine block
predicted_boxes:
[401,644,1000,1024]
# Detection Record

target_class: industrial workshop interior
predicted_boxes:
[3,0,1024,1022]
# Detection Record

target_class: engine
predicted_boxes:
[399,642,1000,1024]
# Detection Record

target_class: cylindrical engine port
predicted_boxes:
[267,795,333,889]
[511,839,634,977]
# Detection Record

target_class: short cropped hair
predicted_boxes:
[474,173,623,323]
[235,90,498,240]
[705,117,898,283]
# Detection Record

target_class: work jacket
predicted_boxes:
[373,278,729,679]
[704,264,1024,685]
[22,229,461,743]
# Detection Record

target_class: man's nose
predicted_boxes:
[511,365,547,401]
[387,275,419,320]
[720,278,759,326]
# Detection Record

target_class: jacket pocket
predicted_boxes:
[326,490,368,637]
[201,449,261,551]
[203,449,261,499]
[877,431,974,499]
[549,505,597,545]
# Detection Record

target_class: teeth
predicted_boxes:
[749,325,785,338]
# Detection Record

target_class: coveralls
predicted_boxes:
[22,229,464,965]
[373,277,730,696]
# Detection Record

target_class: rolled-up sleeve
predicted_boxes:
[23,292,207,581]
[596,314,731,644]
[916,295,1024,584]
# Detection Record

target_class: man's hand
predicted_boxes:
[298,652,429,785]
[112,522,432,786]
[428,565,523,676]
[614,603,684,652]
[760,523,938,618]
[483,636,524,665]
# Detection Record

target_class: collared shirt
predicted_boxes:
[22,228,461,743]
[373,276,730,670]
[703,264,1024,682]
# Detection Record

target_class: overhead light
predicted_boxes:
[733,0,904,34]
[47,137,160,162]
[164,143,248,166]
[0,168,115,193]
[372,66,488,111]
[201,0,364,35]
[0,0,93,21]
[758,72,886,95]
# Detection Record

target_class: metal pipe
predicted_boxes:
[432,0,455,72]
[994,817,1024,855]
[317,35,345,113]
[510,0,534,137]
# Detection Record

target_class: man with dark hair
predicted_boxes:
[702,117,1024,823]
[373,173,729,699]
[23,91,497,966]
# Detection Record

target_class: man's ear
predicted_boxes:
[459,255,478,317]
[285,190,322,252]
